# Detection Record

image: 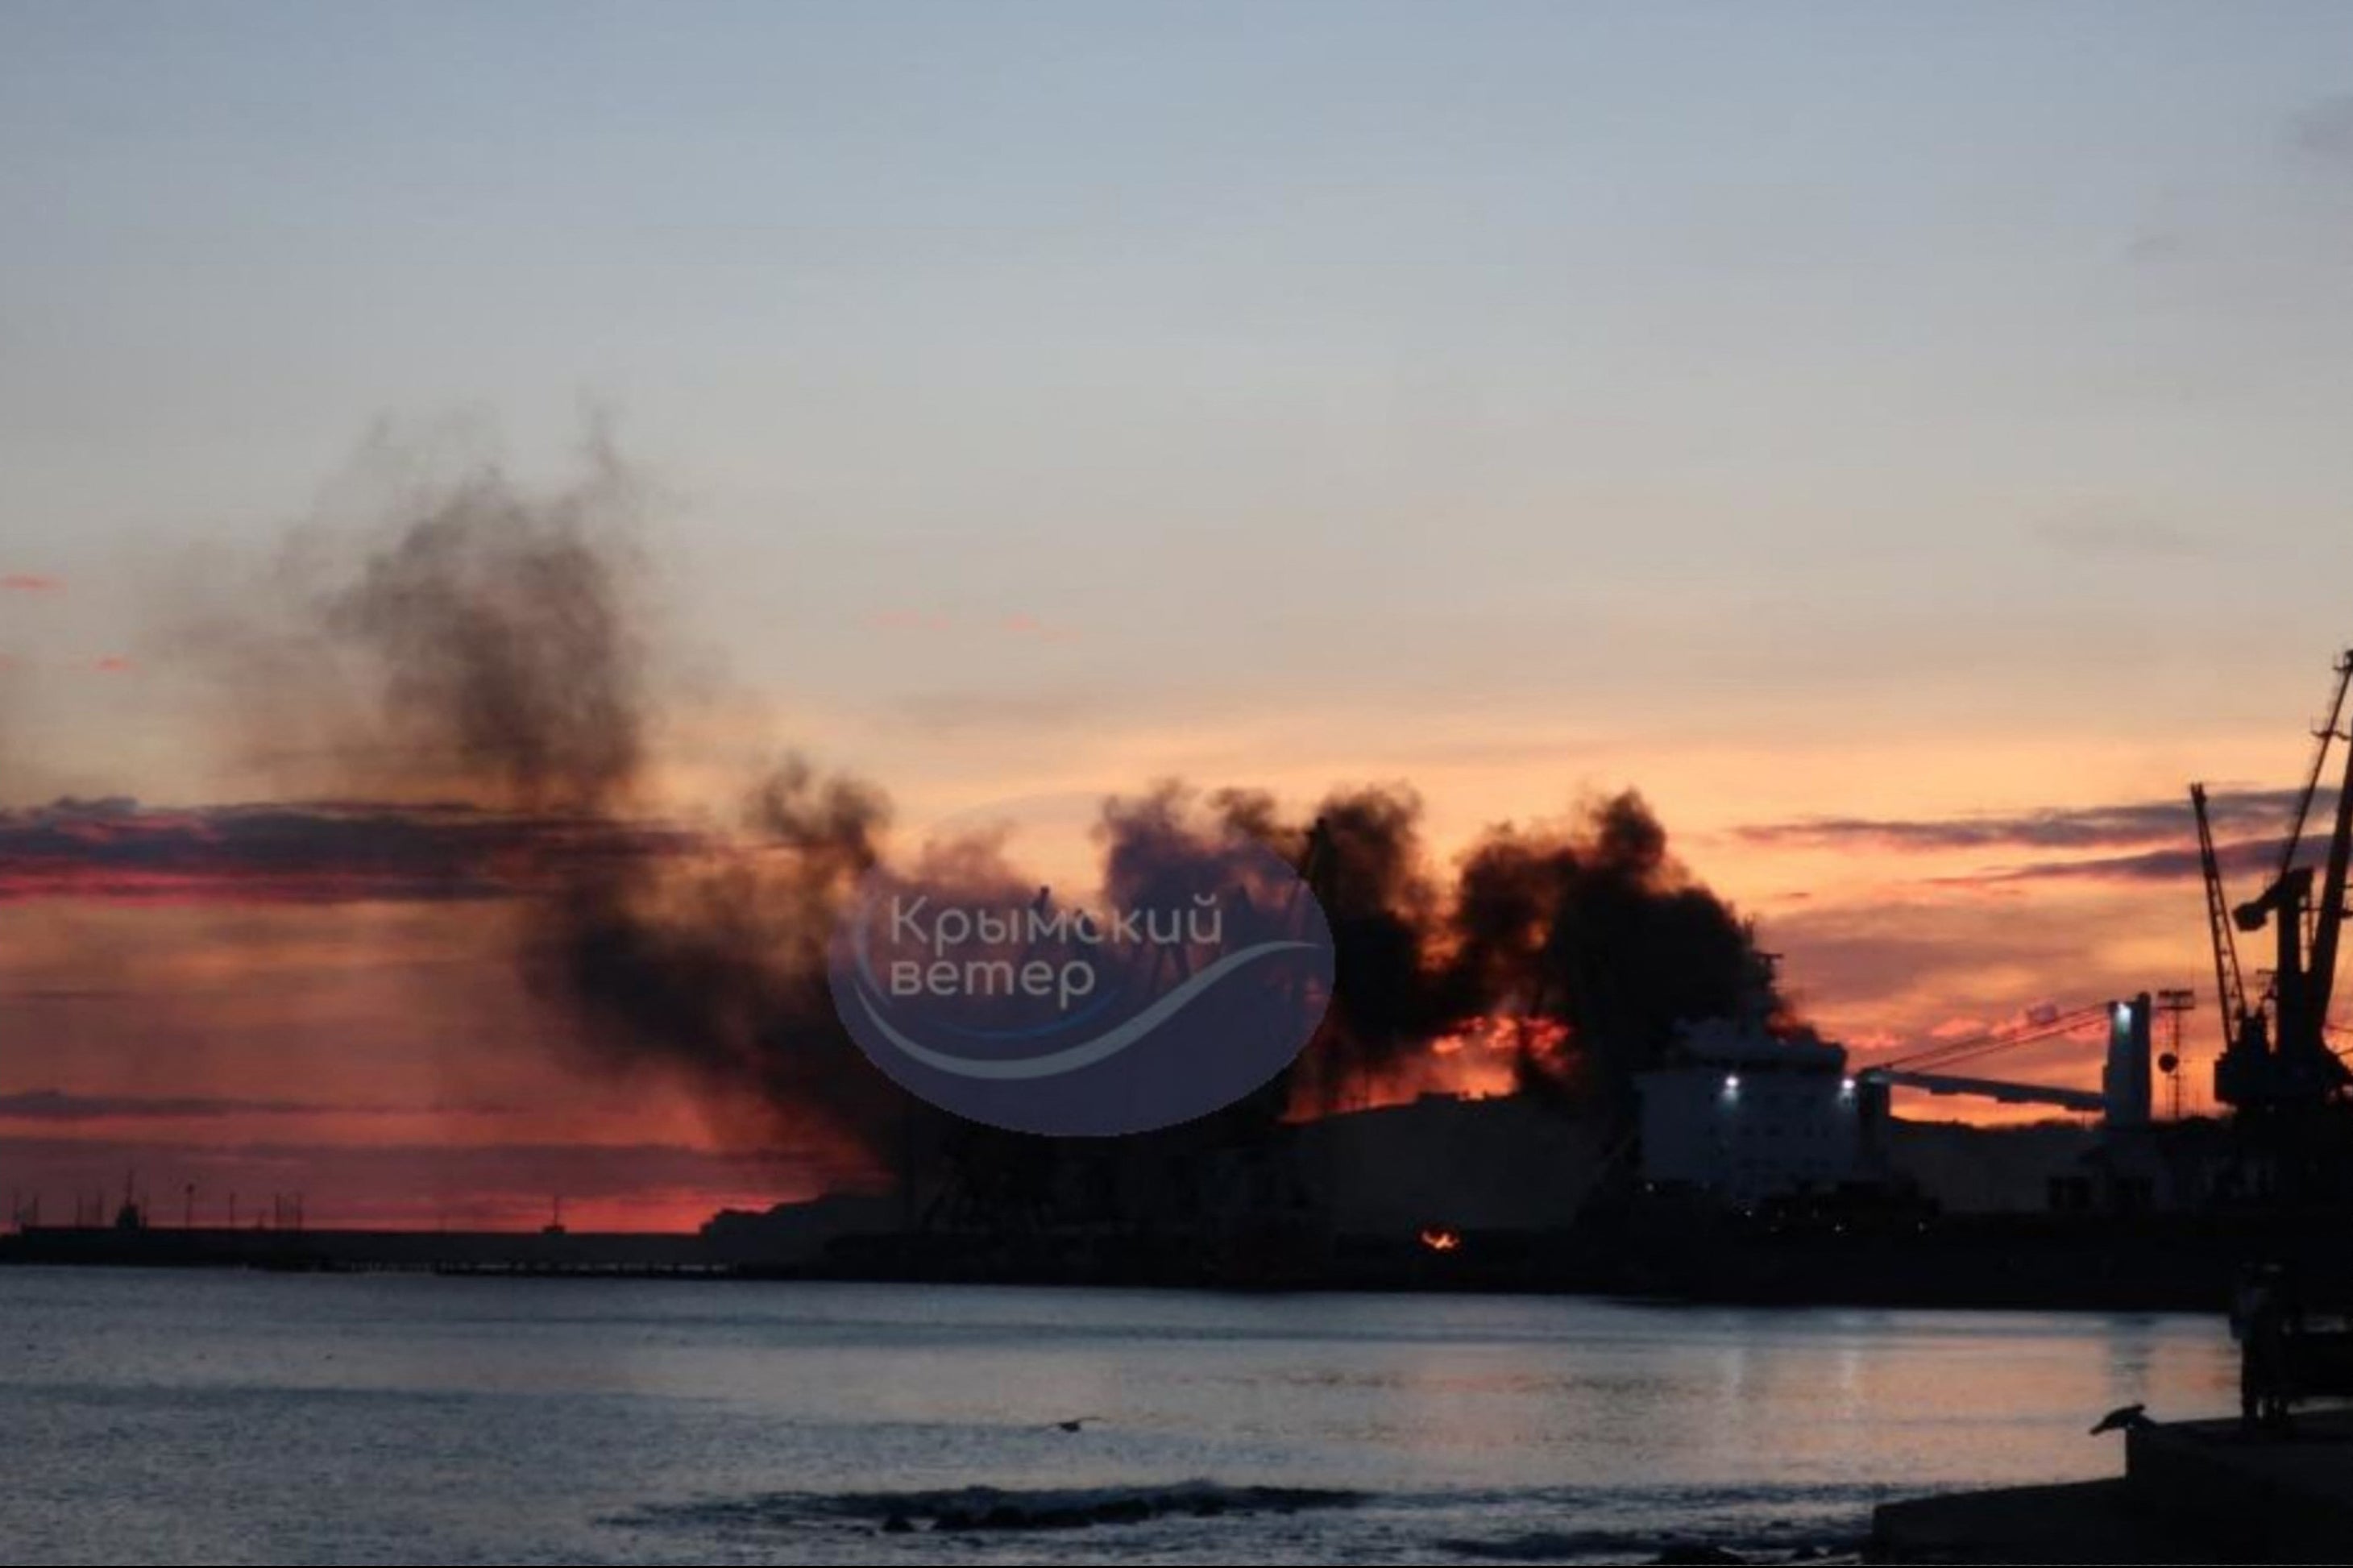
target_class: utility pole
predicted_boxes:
[2156,988,2196,1119]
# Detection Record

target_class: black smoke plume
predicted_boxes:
[538,757,907,1174]
[1442,791,1782,1106]
[169,445,1787,1186]
[1091,779,1786,1117]
[181,450,922,1177]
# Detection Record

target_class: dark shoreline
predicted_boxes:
[8,1207,2332,1314]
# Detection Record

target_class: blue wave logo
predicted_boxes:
[828,816,1334,1136]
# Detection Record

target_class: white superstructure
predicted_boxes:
[1634,1018,1886,1204]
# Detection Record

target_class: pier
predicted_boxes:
[1871,1411,2353,1562]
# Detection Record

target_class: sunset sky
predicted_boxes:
[6,3,2353,1227]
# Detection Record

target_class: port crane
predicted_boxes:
[2192,782,2260,1068]
[2202,650,2353,1123]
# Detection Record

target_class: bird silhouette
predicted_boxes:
[2089,1403,2152,1435]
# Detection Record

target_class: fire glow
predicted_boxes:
[1319,1016,1574,1114]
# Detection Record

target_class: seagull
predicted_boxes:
[2089,1403,2152,1435]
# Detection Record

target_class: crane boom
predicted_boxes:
[2272,649,2353,894]
[2304,701,2353,1038]
[2192,782,2250,1051]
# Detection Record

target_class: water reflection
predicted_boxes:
[0,1271,2239,1565]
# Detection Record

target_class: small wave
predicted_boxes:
[1433,1529,1861,1565]
[629,1479,1363,1537]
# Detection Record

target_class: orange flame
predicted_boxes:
[1301,1015,1574,1116]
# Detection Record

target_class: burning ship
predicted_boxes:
[15,471,2353,1311]
[731,642,2353,1305]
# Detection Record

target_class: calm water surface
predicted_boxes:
[0,1268,2236,1564]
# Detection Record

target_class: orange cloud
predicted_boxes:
[2,573,63,594]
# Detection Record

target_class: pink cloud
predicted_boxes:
[92,655,135,674]
[1002,612,1075,642]
[0,797,691,906]
[1,573,63,594]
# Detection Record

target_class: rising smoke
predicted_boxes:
[1168,780,1782,1114]
[163,445,1786,1181]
